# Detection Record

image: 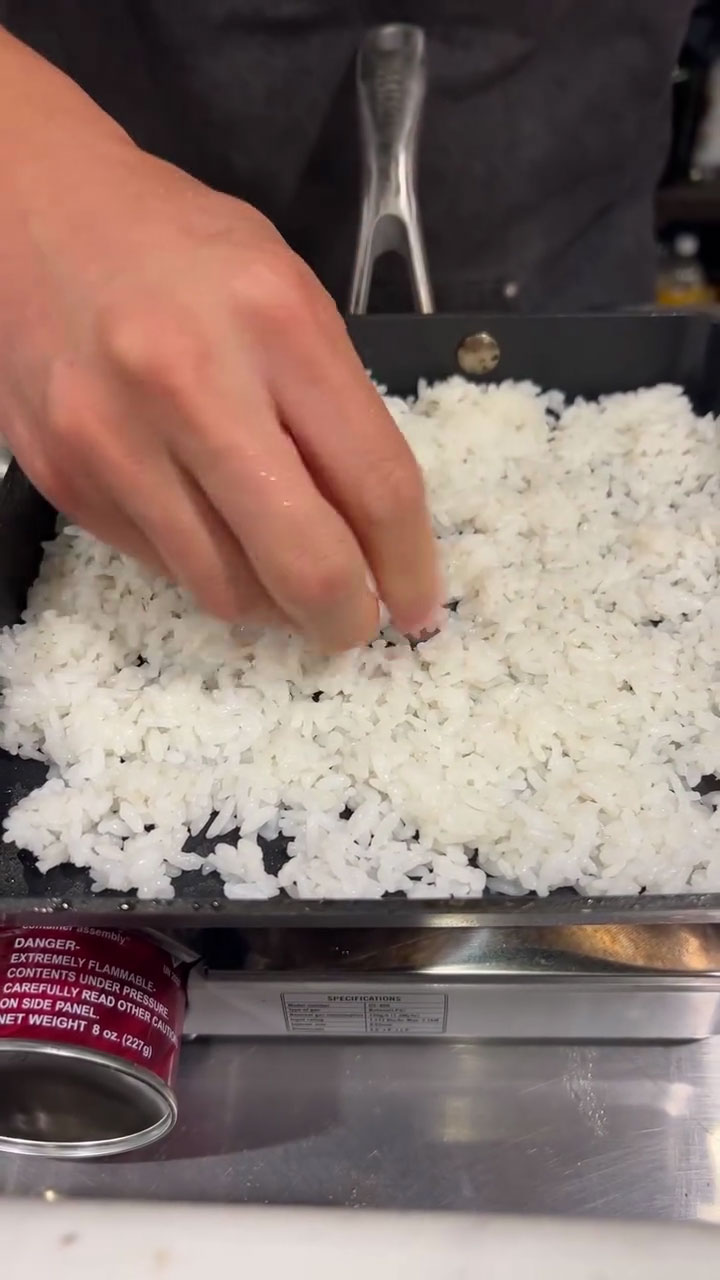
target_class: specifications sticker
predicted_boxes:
[282,992,447,1036]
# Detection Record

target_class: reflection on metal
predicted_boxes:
[219,924,720,977]
[2,1036,720,1220]
[184,924,720,1043]
[698,1127,720,1224]
[457,331,501,375]
[349,26,434,315]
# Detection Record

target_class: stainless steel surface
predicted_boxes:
[349,25,434,314]
[221,924,720,975]
[183,925,720,1042]
[9,891,720,927]
[0,1043,176,1159]
[457,330,502,374]
[185,972,720,1041]
[2,1036,720,1220]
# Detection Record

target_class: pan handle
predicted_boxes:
[349,24,435,315]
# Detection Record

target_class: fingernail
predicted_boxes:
[400,604,446,640]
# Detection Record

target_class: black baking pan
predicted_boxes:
[1,311,720,928]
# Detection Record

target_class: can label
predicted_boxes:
[0,927,187,1087]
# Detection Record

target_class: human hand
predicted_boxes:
[0,33,441,651]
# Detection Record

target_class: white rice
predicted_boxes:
[2,377,720,900]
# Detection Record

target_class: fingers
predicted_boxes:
[101,301,381,651]
[38,370,284,625]
[172,373,380,652]
[66,504,167,578]
[32,242,437,654]
[267,304,442,636]
[10,431,166,577]
[106,450,284,627]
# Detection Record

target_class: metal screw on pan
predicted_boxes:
[457,332,501,376]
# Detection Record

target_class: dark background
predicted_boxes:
[657,0,720,286]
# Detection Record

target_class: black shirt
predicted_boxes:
[2,1,695,310]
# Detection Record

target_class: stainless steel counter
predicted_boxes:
[1,1036,720,1220]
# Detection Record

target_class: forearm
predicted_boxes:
[0,26,132,203]
[0,27,146,363]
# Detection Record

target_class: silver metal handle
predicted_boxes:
[349,24,434,315]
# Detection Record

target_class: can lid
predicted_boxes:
[0,1043,176,1160]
